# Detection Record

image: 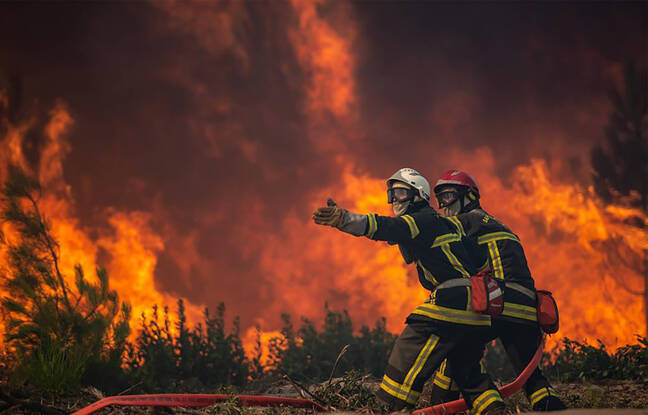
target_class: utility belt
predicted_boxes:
[436,271,503,318]
[507,282,559,334]
[436,278,559,333]
[507,282,535,300]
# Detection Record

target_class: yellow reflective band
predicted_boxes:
[438,359,447,375]
[433,375,451,390]
[473,389,500,407]
[473,389,503,415]
[487,241,504,279]
[412,303,491,326]
[445,216,465,236]
[431,233,462,247]
[401,215,420,239]
[529,387,557,406]
[433,360,453,390]
[402,334,439,396]
[366,214,377,238]
[417,260,439,285]
[502,302,538,321]
[505,302,537,313]
[380,375,419,404]
[441,244,471,278]
[382,374,402,390]
[475,396,503,415]
[477,231,520,245]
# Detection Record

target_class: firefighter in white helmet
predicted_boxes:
[312,168,505,415]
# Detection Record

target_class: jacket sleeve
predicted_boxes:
[337,210,369,236]
[365,213,423,243]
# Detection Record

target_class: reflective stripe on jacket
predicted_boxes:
[447,209,538,324]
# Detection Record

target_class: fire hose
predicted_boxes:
[70,394,326,415]
[72,339,544,415]
[413,336,545,415]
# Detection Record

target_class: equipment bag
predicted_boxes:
[471,271,503,318]
[536,290,559,334]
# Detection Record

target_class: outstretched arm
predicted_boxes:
[312,198,419,243]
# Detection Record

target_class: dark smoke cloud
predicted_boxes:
[352,2,646,180]
[0,1,645,329]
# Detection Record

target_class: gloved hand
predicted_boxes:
[312,198,347,228]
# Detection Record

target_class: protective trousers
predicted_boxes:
[377,322,504,414]
[429,321,560,409]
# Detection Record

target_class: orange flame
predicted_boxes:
[247,149,645,357]
[242,328,284,368]
[289,0,356,119]
[0,96,203,342]
[2,2,645,368]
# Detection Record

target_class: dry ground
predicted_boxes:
[3,379,647,414]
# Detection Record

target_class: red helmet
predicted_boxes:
[434,170,480,198]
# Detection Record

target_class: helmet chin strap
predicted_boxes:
[392,200,410,216]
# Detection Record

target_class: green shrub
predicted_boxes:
[17,339,86,396]
[0,166,131,395]
[126,300,249,392]
[267,303,396,382]
[543,336,648,382]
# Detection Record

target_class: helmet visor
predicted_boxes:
[387,187,415,204]
[435,189,459,208]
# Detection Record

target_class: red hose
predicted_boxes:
[412,337,545,415]
[72,339,544,415]
[71,393,327,415]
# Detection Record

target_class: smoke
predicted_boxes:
[0,1,646,348]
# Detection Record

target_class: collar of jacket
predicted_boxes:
[406,200,430,215]
[461,201,482,214]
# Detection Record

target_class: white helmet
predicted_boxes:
[387,168,431,202]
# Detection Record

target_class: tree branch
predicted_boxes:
[25,193,73,313]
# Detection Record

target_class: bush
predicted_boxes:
[0,167,131,395]
[18,339,86,395]
[267,303,396,382]
[126,300,249,392]
[543,336,648,382]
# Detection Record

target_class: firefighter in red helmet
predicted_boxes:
[312,168,506,414]
[434,170,481,216]
[430,169,567,411]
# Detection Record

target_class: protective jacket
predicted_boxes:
[357,202,503,413]
[430,208,566,411]
[359,203,491,327]
[445,208,537,325]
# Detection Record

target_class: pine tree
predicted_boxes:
[0,166,131,394]
[591,61,648,334]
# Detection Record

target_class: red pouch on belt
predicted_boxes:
[536,290,559,334]
[471,271,503,318]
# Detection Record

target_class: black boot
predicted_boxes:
[532,395,567,411]
[481,401,507,415]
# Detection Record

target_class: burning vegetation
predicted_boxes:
[0,1,646,412]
